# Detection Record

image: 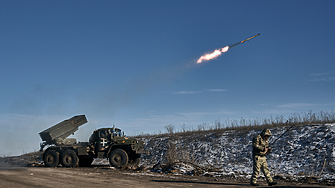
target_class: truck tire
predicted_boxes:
[128,157,140,167]
[79,157,94,167]
[44,150,59,167]
[109,149,128,167]
[60,149,78,167]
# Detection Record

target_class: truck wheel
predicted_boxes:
[109,149,128,167]
[44,150,59,167]
[128,157,140,167]
[60,149,78,167]
[79,157,94,167]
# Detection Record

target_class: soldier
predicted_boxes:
[250,129,277,186]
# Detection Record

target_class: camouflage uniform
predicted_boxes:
[250,129,274,185]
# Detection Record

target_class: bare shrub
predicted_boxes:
[165,124,174,134]
[180,123,186,133]
[165,142,176,167]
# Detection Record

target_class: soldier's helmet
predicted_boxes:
[261,129,272,137]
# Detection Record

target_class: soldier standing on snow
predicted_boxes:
[250,129,277,186]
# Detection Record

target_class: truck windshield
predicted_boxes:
[99,130,109,138]
[112,129,122,137]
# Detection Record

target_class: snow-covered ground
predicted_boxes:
[139,123,335,181]
[3,123,334,185]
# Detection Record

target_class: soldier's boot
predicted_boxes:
[268,181,277,186]
[250,182,260,186]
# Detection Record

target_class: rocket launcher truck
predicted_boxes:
[39,115,148,168]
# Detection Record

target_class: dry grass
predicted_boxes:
[136,110,335,138]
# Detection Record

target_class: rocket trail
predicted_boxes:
[229,33,260,48]
[197,33,260,64]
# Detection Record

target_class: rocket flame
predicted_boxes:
[197,46,229,64]
[196,34,260,64]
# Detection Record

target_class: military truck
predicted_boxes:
[39,115,148,168]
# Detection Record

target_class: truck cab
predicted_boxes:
[90,128,122,151]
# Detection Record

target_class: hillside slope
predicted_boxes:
[140,123,335,180]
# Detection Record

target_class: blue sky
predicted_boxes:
[1,0,335,156]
